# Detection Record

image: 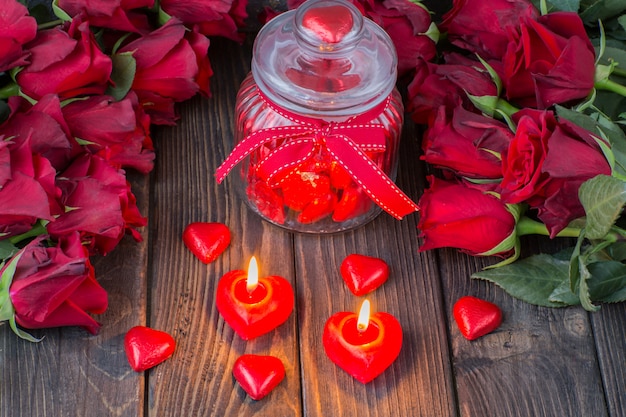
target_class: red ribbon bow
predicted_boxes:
[215,92,418,220]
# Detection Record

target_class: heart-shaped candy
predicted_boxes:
[302,4,354,44]
[323,311,402,384]
[216,270,294,340]
[453,296,502,340]
[233,354,285,400]
[340,254,389,296]
[124,326,176,372]
[183,222,231,264]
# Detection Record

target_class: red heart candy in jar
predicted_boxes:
[216,268,294,340]
[124,326,176,372]
[323,306,402,384]
[453,296,502,340]
[297,192,337,224]
[233,354,286,400]
[301,4,354,43]
[281,171,332,212]
[182,222,231,264]
[340,254,389,296]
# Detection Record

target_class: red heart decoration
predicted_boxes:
[302,4,354,44]
[332,185,372,222]
[298,192,337,224]
[323,311,402,384]
[182,222,231,264]
[233,354,285,400]
[281,172,331,212]
[216,270,294,340]
[340,254,389,296]
[453,296,502,340]
[124,326,176,372]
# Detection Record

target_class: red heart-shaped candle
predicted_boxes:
[340,254,389,296]
[183,222,231,264]
[233,354,286,400]
[302,4,354,44]
[124,326,176,372]
[216,262,294,340]
[453,296,502,340]
[323,303,402,384]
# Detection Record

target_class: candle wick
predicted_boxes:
[357,322,368,333]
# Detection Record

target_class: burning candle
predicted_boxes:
[323,299,402,383]
[216,256,294,340]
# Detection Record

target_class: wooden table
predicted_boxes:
[2,35,626,417]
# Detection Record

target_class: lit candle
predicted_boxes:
[323,299,402,384]
[216,256,294,340]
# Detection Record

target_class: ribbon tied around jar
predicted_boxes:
[215,92,418,220]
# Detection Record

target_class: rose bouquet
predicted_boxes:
[410,0,626,309]
[0,0,246,340]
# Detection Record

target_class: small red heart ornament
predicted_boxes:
[182,222,231,264]
[233,354,285,400]
[302,4,354,44]
[124,326,176,372]
[340,254,389,296]
[323,311,402,384]
[216,270,294,340]
[453,296,502,340]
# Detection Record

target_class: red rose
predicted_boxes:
[418,176,517,256]
[501,12,596,108]
[47,154,146,255]
[407,54,498,124]
[6,234,108,335]
[159,0,248,42]
[422,105,512,179]
[118,19,212,125]
[440,0,539,60]
[0,0,38,72]
[500,109,610,236]
[16,18,112,101]
[57,0,155,33]
[0,130,61,238]
[62,93,155,173]
[4,94,72,171]
[357,0,436,77]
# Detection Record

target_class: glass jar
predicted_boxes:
[216,0,418,233]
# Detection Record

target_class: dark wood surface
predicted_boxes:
[2,35,626,417]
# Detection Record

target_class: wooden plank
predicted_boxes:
[146,38,302,416]
[591,303,626,416]
[0,169,150,417]
[295,116,458,416]
[438,238,609,417]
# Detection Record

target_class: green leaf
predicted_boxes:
[579,175,626,239]
[472,254,572,307]
[51,0,71,21]
[0,252,22,323]
[549,0,580,12]
[569,230,585,293]
[107,52,136,101]
[587,260,626,302]
[577,255,600,311]
[0,240,18,261]
[604,241,626,261]
[549,279,582,305]
[580,0,626,25]
[9,316,42,342]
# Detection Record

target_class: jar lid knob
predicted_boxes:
[301,3,354,44]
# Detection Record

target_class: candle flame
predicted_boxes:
[246,256,259,293]
[357,299,370,332]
